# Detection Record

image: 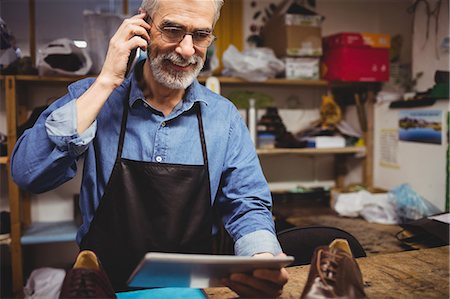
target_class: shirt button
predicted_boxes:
[155,156,162,162]
[161,121,166,127]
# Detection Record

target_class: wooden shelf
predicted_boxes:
[256,146,366,156]
[0,156,8,164]
[14,75,90,83]
[7,75,382,89]
[199,76,329,86]
[0,237,11,246]
[21,221,78,245]
[9,75,328,87]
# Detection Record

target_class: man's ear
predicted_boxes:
[138,8,145,14]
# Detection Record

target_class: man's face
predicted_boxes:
[147,0,215,89]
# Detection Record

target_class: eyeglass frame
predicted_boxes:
[146,15,216,48]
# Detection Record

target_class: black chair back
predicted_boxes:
[277,226,366,267]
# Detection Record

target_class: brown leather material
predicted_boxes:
[59,250,116,298]
[300,239,367,299]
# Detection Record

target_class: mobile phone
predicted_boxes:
[125,47,140,77]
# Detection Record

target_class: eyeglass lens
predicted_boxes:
[160,27,214,48]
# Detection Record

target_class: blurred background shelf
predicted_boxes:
[0,237,11,246]
[20,221,78,245]
[256,146,366,156]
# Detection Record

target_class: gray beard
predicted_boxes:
[149,51,204,89]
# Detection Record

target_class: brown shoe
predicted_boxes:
[59,250,116,298]
[300,239,367,299]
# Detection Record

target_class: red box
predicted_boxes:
[322,32,390,82]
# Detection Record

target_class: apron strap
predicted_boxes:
[117,96,129,161]
[195,101,213,212]
[195,102,209,167]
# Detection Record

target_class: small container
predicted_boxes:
[258,131,276,149]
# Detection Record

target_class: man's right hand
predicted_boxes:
[98,12,151,88]
[75,13,151,134]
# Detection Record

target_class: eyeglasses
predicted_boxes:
[148,16,216,48]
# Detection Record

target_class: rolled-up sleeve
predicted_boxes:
[235,230,282,256]
[11,77,96,193]
[45,99,97,157]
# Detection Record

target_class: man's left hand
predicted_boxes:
[223,252,289,298]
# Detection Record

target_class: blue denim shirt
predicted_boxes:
[11,66,282,257]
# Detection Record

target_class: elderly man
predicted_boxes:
[11,0,289,297]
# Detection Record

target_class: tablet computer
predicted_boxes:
[127,252,294,288]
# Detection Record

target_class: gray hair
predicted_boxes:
[140,0,224,26]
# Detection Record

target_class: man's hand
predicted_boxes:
[223,253,289,298]
[76,13,151,134]
[98,12,151,88]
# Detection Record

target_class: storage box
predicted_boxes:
[322,32,390,82]
[285,57,320,80]
[304,136,346,148]
[261,2,323,57]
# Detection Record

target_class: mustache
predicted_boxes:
[163,52,200,67]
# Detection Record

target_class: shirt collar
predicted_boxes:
[127,60,210,111]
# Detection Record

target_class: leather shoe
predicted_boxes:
[59,250,116,298]
[300,239,367,299]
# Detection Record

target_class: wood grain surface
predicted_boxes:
[204,246,450,299]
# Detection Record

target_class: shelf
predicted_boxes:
[198,76,329,86]
[9,75,328,87]
[0,236,11,245]
[269,180,335,193]
[21,221,78,245]
[14,75,90,83]
[0,156,8,164]
[6,75,382,89]
[256,146,366,156]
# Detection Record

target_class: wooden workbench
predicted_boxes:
[204,246,450,298]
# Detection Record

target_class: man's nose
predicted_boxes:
[176,34,195,59]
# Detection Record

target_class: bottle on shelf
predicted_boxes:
[247,98,257,146]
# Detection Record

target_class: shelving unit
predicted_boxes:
[3,75,82,294]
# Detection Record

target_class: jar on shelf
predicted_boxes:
[257,131,276,149]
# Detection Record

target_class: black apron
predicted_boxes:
[80,99,213,291]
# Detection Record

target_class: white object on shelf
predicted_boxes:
[285,57,320,80]
[248,98,257,146]
[305,136,346,148]
[205,76,221,95]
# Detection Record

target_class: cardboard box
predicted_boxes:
[262,2,323,57]
[322,32,390,82]
[285,57,320,80]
